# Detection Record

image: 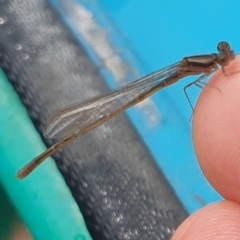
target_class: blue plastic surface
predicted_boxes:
[50,0,240,213]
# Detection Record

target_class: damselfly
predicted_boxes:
[17,41,236,179]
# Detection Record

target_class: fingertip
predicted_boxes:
[192,56,240,201]
[171,201,240,240]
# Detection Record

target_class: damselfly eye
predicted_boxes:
[217,41,230,52]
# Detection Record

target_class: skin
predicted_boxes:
[171,56,240,240]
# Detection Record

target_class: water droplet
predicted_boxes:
[22,53,29,60]
[15,44,22,50]
[101,190,107,196]
[82,181,88,188]
[37,50,43,55]
[29,47,36,53]
[0,18,4,24]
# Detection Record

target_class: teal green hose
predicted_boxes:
[0,69,92,240]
